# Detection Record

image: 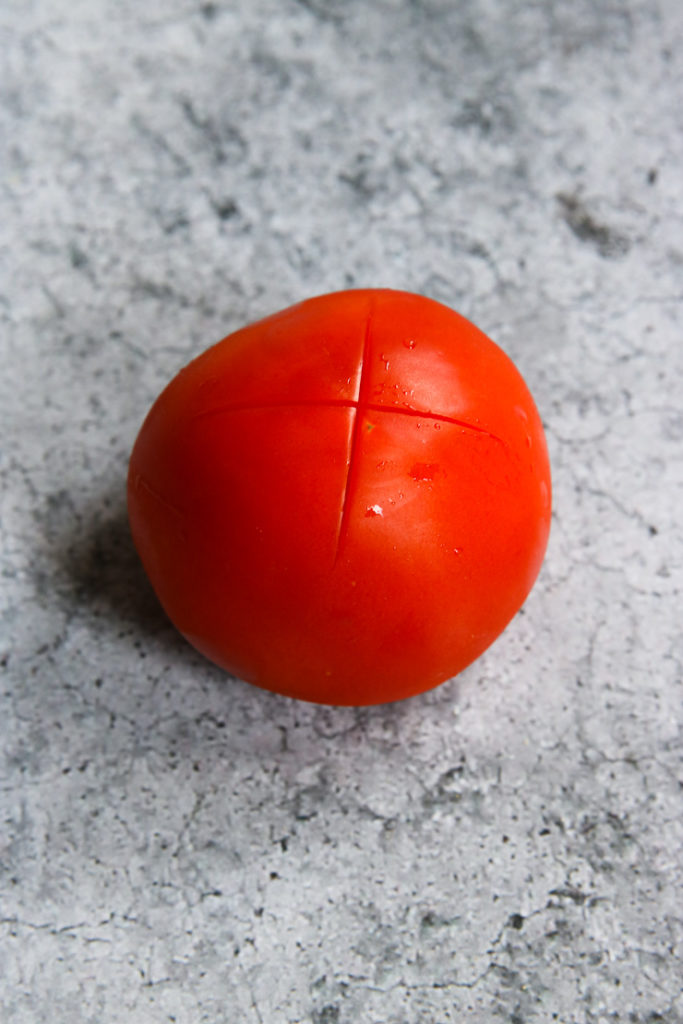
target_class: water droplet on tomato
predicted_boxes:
[410,463,438,481]
[365,505,384,518]
[403,338,417,349]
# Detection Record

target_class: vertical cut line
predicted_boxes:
[334,305,374,563]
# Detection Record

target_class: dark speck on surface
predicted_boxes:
[556,192,630,257]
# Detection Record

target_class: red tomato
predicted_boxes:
[128,290,551,705]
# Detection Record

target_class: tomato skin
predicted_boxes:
[128,289,551,705]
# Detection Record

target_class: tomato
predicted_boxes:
[128,289,551,705]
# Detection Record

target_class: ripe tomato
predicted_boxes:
[128,289,551,705]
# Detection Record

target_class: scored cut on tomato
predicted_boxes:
[128,289,551,705]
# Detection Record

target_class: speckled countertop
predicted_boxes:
[1,2,682,1022]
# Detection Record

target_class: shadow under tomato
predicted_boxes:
[49,479,465,724]
[50,480,224,675]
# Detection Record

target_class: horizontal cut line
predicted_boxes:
[134,474,186,522]
[191,397,358,419]
[192,397,504,442]
[364,403,505,443]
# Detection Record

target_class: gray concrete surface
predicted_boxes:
[2,1,682,1021]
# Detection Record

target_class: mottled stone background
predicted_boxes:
[1,1,682,1022]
